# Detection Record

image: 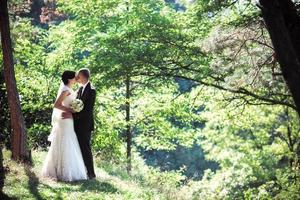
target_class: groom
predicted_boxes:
[64,68,96,179]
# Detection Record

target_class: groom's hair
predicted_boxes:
[78,68,90,80]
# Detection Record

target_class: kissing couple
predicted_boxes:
[42,68,96,181]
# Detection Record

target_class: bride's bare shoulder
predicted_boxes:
[60,90,71,97]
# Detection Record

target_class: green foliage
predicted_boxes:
[185,86,300,199]
[56,0,210,87]
[133,85,200,150]
[145,167,186,197]
[92,87,125,160]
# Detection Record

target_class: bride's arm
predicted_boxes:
[54,91,72,112]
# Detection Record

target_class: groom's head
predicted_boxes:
[76,68,90,84]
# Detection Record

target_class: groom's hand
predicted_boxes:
[61,112,73,119]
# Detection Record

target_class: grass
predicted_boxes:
[2,149,170,200]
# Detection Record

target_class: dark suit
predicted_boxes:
[73,82,96,178]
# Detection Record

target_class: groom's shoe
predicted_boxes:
[88,174,96,179]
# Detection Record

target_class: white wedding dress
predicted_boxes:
[42,85,87,181]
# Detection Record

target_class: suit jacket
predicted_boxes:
[73,82,96,132]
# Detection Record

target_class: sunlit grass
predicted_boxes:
[2,149,167,200]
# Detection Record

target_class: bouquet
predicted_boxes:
[70,99,84,112]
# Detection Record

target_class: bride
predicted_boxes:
[42,70,87,181]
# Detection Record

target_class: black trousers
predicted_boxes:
[75,128,95,177]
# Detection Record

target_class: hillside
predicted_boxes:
[2,149,186,200]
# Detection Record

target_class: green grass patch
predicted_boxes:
[2,149,174,200]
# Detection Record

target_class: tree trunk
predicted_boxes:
[0,0,30,162]
[259,0,300,117]
[125,74,132,173]
[0,146,4,193]
[278,0,300,58]
[1,69,11,150]
[0,71,5,195]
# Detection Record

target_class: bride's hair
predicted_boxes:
[61,70,76,85]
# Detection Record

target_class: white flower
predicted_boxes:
[70,99,84,112]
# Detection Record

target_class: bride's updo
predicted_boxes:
[62,70,76,85]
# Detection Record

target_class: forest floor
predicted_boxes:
[2,149,174,200]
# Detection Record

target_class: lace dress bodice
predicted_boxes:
[62,87,76,108]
